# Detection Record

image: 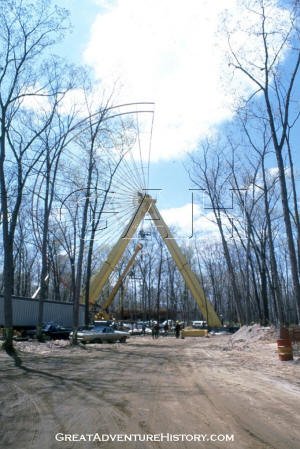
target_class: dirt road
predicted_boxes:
[1,335,300,449]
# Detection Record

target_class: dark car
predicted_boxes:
[26,322,71,339]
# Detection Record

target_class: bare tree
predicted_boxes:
[224,0,300,320]
[0,0,69,351]
[30,65,83,339]
[190,143,245,324]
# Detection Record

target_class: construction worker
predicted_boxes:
[175,321,181,339]
[152,323,156,339]
[152,326,155,339]
[164,322,169,336]
[152,323,159,339]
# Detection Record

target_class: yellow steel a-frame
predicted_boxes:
[88,193,221,327]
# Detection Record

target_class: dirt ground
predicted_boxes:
[1,329,300,449]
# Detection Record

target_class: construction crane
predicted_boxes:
[94,243,143,320]
[88,193,221,328]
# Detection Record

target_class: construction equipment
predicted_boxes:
[181,328,208,338]
[94,243,142,320]
[88,193,221,327]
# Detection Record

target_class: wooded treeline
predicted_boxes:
[188,0,300,327]
[1,0,300,350]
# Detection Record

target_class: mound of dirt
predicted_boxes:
[229,324,277,348]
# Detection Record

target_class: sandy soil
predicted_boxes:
[0,330,300,449]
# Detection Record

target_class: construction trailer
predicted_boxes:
[0,295,85,329]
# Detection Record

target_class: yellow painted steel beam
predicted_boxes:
[88,194,153,305]
[147,201,222,328]
[100,243,142,313]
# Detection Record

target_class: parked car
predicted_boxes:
[26,322,72,339]
[128,326,152,335]
[128,327,143,335]
[70,325,129,344]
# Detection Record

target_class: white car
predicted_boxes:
[70,325,129,344]
[128,326,152,335]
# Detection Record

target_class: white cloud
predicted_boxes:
[21,86,91,118]
[159,202,248,243]
[21,85,52,113]
[267,166,293,180]
[84,0,291,162]
[160,203,219,240]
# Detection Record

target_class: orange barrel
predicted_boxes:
[277,338,293,361]
[277,338,291,346]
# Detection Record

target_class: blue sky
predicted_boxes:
[55,1,100,63]
[53,0,295,240]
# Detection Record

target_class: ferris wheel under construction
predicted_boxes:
[87,192,221,328]
[54,101,222,327]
